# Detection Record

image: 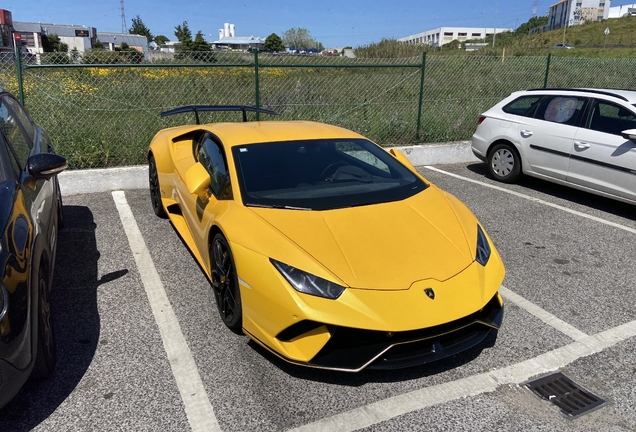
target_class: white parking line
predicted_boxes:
[289,318,636,432]
[112,191,220,432]
[422,166,636,235]
[499,286,588,341]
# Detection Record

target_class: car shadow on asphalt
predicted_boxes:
[465,163,636,221]
[246,330,498,385]
[0,205,127,430]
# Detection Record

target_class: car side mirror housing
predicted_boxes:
[27,153,67,180]
[185,162,211,196]
[389,148,416,172]
[621,129,636,144]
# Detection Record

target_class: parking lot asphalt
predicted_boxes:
[2,161,636,431]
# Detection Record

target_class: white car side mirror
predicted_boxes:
[620,129,636,144]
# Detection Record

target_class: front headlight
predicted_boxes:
[476,225,491,266]
[271,259,345,299]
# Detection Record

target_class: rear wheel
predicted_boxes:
[149,155,167,218]
[31,263,56,379]
[488,143,521,183]
[210,233,242,330]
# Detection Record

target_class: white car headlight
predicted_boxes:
[271,259,345,299]
[476,225,491,266]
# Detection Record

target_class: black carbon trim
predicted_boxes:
[529,144,570,158]
[569,153,636,175]
[529,144,635,175]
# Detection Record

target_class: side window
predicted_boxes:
[198,135,233,200]
[502,95,542,117]
[534,95,585,126]
[0,99,32,169]
[587,100,636,136]
[2,96,35,143]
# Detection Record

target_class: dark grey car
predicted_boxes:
[0,88,67,409]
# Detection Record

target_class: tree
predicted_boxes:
[514,16,549,36]
[42,34,68,52]
[93,39,104,50]
[282,28,318,50]
[174,21,193,50]
[192,31,210,51]
[129,15,153,42]
[154,35,169,45]
[264,33,284,52]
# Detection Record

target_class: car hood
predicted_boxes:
[249,187,475,290]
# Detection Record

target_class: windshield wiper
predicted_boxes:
[246,203,312,210]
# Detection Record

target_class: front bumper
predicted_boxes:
[249,292,503,372]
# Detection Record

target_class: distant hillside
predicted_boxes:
[355,15,636,58]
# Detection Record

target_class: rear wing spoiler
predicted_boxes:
[160,105,278,124]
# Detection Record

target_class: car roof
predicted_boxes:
[524,88,636,104]
[200,120,365,147]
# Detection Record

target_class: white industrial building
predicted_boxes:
[12,21,97,54]
[608,2,636,17]
[398,27,513,47]
[212,23,265,51]
[96,32,149,57]
[548,0,610,29]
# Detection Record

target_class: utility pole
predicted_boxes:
[493,0,499,47]
[120,0,127,33]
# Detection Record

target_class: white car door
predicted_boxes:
[515,95,586,180]
[567,99,636,202]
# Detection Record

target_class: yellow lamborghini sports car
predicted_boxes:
[148,106,505,372]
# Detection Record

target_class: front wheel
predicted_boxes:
[31,263,56,379]
[487,143,521,183]
[210,234,242,330]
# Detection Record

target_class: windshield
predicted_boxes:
[232,139,427,210]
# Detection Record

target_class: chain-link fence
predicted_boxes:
[1,50,636,169]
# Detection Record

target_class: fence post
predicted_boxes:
[543,54,552,88]
[415,52,427,143]
[254,50,260,121]
[14,43,25,105]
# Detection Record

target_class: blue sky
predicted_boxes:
[2,0,634,48]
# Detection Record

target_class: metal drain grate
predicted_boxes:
[524,372,608,419]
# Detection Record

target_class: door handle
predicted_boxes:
[520,130,533,138]
[574,141,590,149]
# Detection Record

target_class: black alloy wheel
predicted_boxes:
[149,155,167,218]
[487,143,522,183]
[56,180,65,230]
[32,262,56,379]
[210,233,242,330]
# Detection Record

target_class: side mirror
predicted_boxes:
[27,153,67,180]
[389,148,416,172]
[185,162,211,196]
[621,129,636,144]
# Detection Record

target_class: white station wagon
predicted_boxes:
[471,88,636,204]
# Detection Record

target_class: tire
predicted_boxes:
[56,184,65,230]
[149,154,167,218]
[487,143,522,183]
[31,263,56,379]
[210,233,242,330]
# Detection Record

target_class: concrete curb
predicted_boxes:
[58,142,478,196]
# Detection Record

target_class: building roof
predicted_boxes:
[213,36,265,45]
[97,32,148,46]
[14,21,96,37]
